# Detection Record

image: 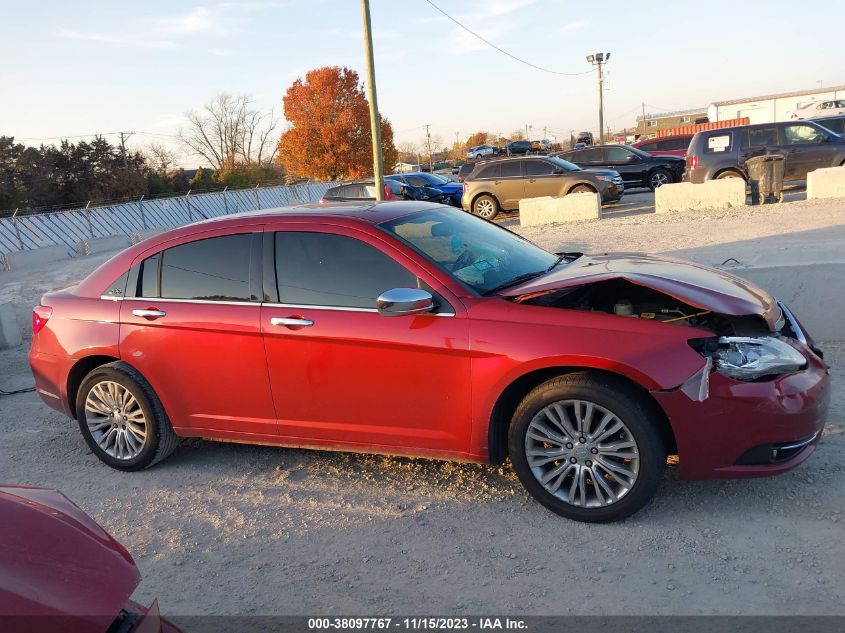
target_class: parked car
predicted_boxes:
[684,120,845,184]
[29,203,829,522]
[812,114,845,137]
[503,140,533,156]
[387,172,463,206]
[0,484,180,632]
[467,144,497,159]
[631,135,693,158]
[461,156,623,219]
[788,100,845,120]
[555,144,685,190]
[321,179,448,204]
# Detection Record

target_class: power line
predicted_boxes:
[421,0,593,76]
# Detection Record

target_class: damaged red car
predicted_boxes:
[28,203,830,522]
[0,484,179,633]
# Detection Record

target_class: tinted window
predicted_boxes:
[817,118,845,135]
[784,124,825,144]
[140,253,161,298]
[667,137,691,151]
[524,160,555,176]
[576,148,603,162]
[747,127,778,148]
[605,146,633,162]
[156,234,254,301]
[637,141,658,152]
[475,163,500,179]
[274,232,418,309]
[405,175,428,187]
[500,161,521,177]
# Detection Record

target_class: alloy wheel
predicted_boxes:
[524,399,640,508]
[84,380,148,460]
[475,198,495,218]
[650,172,670,188]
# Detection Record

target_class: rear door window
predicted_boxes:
[746,127,779,148]
[475,163,501,179]
[142,234,255,301]
[274,232,418,309]
[604,146,633,162]
[499,161,521,178]
[576,148,603,162]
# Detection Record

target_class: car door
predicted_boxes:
[496,160,524,208]
[604,146,644,186]
[522,158,563,198]
[260,224,472,454]
[780,123,838,179]
[119,228,277,435]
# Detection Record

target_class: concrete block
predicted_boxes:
[655,179,746,214]
[807,166,845,200]
[3,244,69,271]
[519,193,601,227]
[0,302,22,349]
[76,235,130,256]
[130,229,167,245]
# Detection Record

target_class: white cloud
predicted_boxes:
[562,19,586,31]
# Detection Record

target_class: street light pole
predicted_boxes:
[360,0,384,200]
[586,52,610,144]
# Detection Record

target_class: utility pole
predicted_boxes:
[118,131,135,168]
[360,0,384,200]
[586,53,610,143]
[425,124,433,172]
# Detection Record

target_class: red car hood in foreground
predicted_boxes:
[0,485,140,622]
[503,253,781,329]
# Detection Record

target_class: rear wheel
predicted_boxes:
[648,169,672,190]
[472,194,500,220]
[475,153,483,159]
[508,373,666,523]
[76,362,178,471]
[716,170,744,180]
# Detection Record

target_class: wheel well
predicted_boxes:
[714,167,746,181]
[567,183,597,194]
[487,366,677,464]
[67,355,119,414]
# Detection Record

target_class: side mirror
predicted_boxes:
[626,154,638,162]
[377,288,434,317]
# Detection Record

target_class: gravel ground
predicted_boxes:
[1,199,844,616]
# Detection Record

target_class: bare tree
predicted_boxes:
[143,142,177,174]
[178,93,279,170]
[396,141,419,163]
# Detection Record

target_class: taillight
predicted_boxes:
[318,197,326,204]
[462,182,468,193]
[383,184,396,201]
[688,155,699,171]
[32,306,52,334]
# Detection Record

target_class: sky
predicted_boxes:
[1,0,841,167]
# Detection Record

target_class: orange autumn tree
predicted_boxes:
[277,66,398,181]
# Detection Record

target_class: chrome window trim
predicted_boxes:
[100,296,455,316]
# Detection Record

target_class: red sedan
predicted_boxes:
[28,203,830,522]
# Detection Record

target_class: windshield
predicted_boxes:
[380,208,559,294]
[546,155,581,172]
[625,145,652,159]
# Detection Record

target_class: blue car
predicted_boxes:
[386,172,463,206]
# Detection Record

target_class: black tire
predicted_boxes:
[475,153,483,159]
[569,184,596,194]
[716,170,744,180]
[76,361,178,471]
[648,168,672,190]
[508,372,666,523]
[472,194,500,220]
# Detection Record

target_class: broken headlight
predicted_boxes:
[711,336,807,381]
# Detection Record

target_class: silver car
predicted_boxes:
[790,100,845,120]
[466,144,497,159]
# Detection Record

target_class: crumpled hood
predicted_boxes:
[503,252,781,329]
[436,182,463,193]
[0,485,140,619]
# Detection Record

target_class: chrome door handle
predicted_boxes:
[270,317,314,327]
[132,309,166,319]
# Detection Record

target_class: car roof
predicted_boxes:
[190,200,433,227]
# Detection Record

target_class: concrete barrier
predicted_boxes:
[0,302,22,349]
[807,165,845,200]
[130,229,167,245]
[519,193,601,227]
[3,244,69,271]
[655,179,746,214]
[76,235,130,256]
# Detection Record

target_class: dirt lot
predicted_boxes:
[1,199,844,616]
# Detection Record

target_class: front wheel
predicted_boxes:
[508,373,666,522]
[569,184,596,194]
[648,169,672,190]
[472,194,500,220]
[76,362,178,471]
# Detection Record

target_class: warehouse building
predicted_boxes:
[634,108,708,138]
[708,85,845,124]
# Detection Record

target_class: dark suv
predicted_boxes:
[685,120,845,184]
[555,144,684,190]
[461,156,623,219]
[503,140,533,156]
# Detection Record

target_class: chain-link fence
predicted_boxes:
[0,182,336,264]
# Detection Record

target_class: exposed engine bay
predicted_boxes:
[518,278,772,337]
